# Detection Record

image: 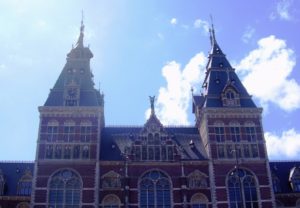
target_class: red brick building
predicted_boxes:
[1,21,300,208]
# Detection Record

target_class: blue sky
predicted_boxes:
[0,0,300,161]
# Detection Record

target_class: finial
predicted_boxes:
[149,96,155,115]
[226,68,231,83]
[209,15,216,44]
[75,10,85,48]
[191,87,194,95]
[80,10,84,33]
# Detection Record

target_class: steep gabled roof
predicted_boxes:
[195,25,256,109]
[44,20,103,107]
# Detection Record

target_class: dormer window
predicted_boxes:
[17,169,32,196]
[222,88,240,107]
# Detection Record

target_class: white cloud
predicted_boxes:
[193,19,209,33]
[270,0,293,21]
[236,35,300,112]
[242,26,255,43]
[170,18,177,25]
[146,53,206,125]
[265,129,300,160]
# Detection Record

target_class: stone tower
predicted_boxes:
[31,20,104,208]
[192,25,275,207]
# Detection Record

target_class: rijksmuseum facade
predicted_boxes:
[1,21,300,208]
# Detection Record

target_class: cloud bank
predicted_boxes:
[146,53,206,125]
[236,35,300,112]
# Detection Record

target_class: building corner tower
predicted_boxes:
[192,25,275,207]
[31,20,104,208]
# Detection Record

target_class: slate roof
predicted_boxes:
[0,162,34,196]
[197,28,256,109]
[270,161,300,194]
[44,22,103,107]
[100,126,208,161]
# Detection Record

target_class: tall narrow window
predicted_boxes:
[48,169,81,208]
[215,122,225,142]
[17,169,32,196]
[63,120,75,142]
[227,169,259,208]
[230,123,240,142]
[80,121,92,142]
[46,120,59,142]
[140,170,171,208]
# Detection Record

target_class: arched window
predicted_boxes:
[190,193,208,208]
[139,170,171,208]
[227,169,259,208]
[48,169,81,208]
[0,170,5,195]
[102,171,121,189]
[290,167,300,192]
[102,194,121,208]
[16,202,30,208]
[17,169,32,196]
[222,88,240,107]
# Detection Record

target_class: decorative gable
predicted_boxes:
[221,86,240,107]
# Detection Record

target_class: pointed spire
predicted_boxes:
[209,15,216,45]
[75,10,85,48]
[149,96,156,115]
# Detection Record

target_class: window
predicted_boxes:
[80,121,92,142]
[230,123,240,142]
[222,88,240,107]
[48,169,81,208]
[214,122,225,142]
[188,170,208,189]
[190,193,208,208]
[0,170,5,195]
[17,169,32,196]
[245,125,256,142]
[227,169,258,208]
[102,171,121,189]
[296,199,300,208]
[290,167,300,192]
[63,120,75,142]
[102,194,120,208]
[46,120,59,142]
[140,170,171,208]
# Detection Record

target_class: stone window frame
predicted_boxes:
[46,120,59,142]
[221,87,241,107]
[63,120,76,142]
[138,169,172,208]
[101,171,122,190]
[47,169,82,208]
[17,168,32,196]
[80,120,93,142]
[226,168,260,208]
[101,194,121,208]
[190,193,209,208]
